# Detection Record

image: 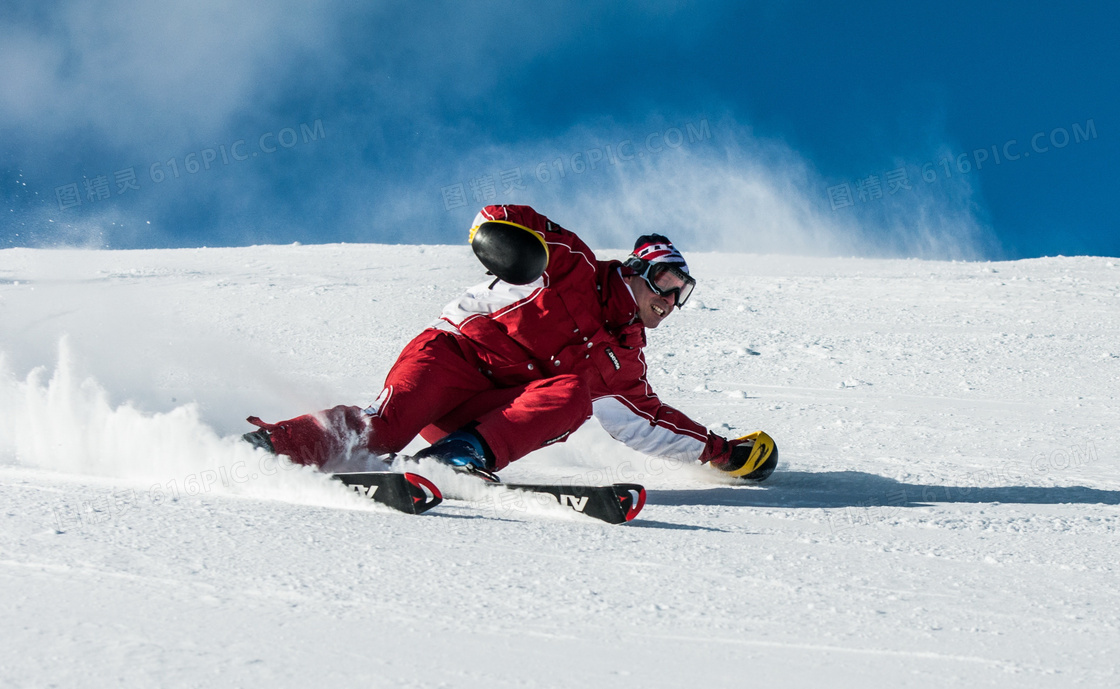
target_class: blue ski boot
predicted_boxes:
[411,429,500,483]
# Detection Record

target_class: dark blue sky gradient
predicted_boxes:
[2,1,1117,258]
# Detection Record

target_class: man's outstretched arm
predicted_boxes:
[592,350,777,481]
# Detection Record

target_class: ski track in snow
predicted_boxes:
[1,245,1118,688]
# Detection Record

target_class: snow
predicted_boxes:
[1,244,1118,687]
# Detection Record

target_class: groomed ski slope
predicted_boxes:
[1,244,1118,688]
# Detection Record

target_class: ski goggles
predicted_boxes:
[635,260,696,306]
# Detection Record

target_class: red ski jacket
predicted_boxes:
[433,205,709,461]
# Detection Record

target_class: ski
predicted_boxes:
[332,471,646,524]
[333,471,443,515]
[497,482,646,524]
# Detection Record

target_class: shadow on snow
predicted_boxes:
[650,470,1120,510]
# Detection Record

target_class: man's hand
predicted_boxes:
[699,430,778,481]
[699,432,748,471]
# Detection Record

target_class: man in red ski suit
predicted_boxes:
[245,205,775,481]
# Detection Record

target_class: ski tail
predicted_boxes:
[333,471,443,515]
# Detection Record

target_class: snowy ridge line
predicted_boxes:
[656,631,1026,672]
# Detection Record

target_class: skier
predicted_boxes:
[243,204,776,482]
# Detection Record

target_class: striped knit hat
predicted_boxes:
[630,234,689,273]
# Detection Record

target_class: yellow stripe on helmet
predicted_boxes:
[469,220,549,261]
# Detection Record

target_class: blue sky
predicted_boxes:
[2,1,1117,258]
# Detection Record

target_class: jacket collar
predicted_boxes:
[598,262,647,348]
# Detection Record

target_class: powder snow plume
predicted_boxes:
[0,338,364,510]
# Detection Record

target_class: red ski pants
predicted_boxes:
[260,330,592,469]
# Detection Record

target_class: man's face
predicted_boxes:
[627,274,675,328]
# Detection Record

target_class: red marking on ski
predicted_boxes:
[624,487,646,522]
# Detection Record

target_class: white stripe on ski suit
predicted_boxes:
[433,274,545,330]
[592,396,707,461]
